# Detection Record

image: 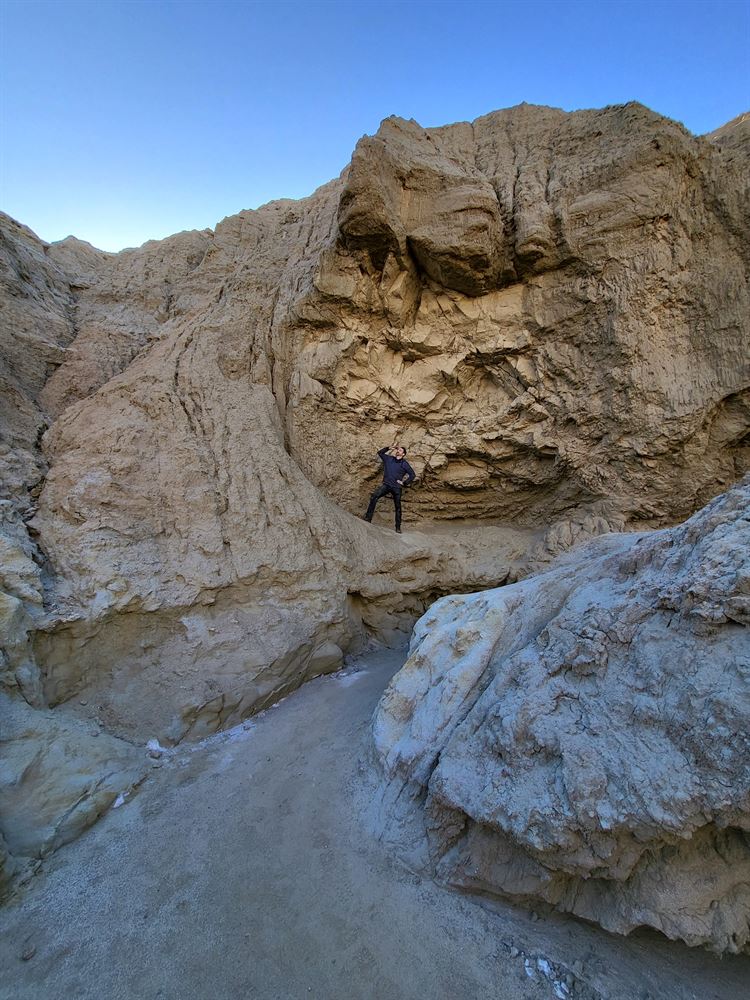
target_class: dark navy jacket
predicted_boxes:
[378,447,415,489]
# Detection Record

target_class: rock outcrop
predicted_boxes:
[296,104,749,526]
[372,479,750,954]
[1,102,748,894]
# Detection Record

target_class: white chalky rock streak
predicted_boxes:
[373,480,750,953]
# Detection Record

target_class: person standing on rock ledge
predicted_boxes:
[363,441,415,533]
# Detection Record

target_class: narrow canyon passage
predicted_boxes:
[1,648,748,1000]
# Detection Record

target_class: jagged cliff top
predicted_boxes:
[9,102,747,259]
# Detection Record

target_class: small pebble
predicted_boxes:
[21,945,36,961]
[530,910,539,921]
[79,699,88,706]
[564,973,574,987]
[509,945,520,958]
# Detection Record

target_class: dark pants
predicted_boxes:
[365,484,402,530]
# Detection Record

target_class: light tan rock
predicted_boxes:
[0,103,748,893]
[293,104,750,527]
[40,228,212,419]
[0,215,83,508]
[0,693,145,862]
[25,180,535,744]
[372,480,750,954]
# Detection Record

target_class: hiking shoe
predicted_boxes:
[395,528,402,533]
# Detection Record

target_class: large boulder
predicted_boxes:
[0,695,145,874]
[372,480,750,953]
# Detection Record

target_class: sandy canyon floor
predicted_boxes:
[1,647,748,1000]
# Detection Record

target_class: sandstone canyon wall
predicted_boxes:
[1,103,748,902]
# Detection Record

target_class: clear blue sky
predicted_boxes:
[1,0,748,252]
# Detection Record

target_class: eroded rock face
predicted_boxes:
[291,104,750,526]
[0,695,145,861]
[0,218,89,506]
[372,480,750,954]
[0,103,748,891]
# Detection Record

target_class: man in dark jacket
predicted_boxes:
[363,441,415,533]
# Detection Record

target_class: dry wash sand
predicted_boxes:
[1,647,748,1000]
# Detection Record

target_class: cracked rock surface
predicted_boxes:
[372,479,750,954]
[1,102,748,895]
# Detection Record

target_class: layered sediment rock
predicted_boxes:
[1,103,748,891]
[294,104,749,525]
[372,480,750,953]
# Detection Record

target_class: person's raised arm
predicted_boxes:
[379,437,402,459]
